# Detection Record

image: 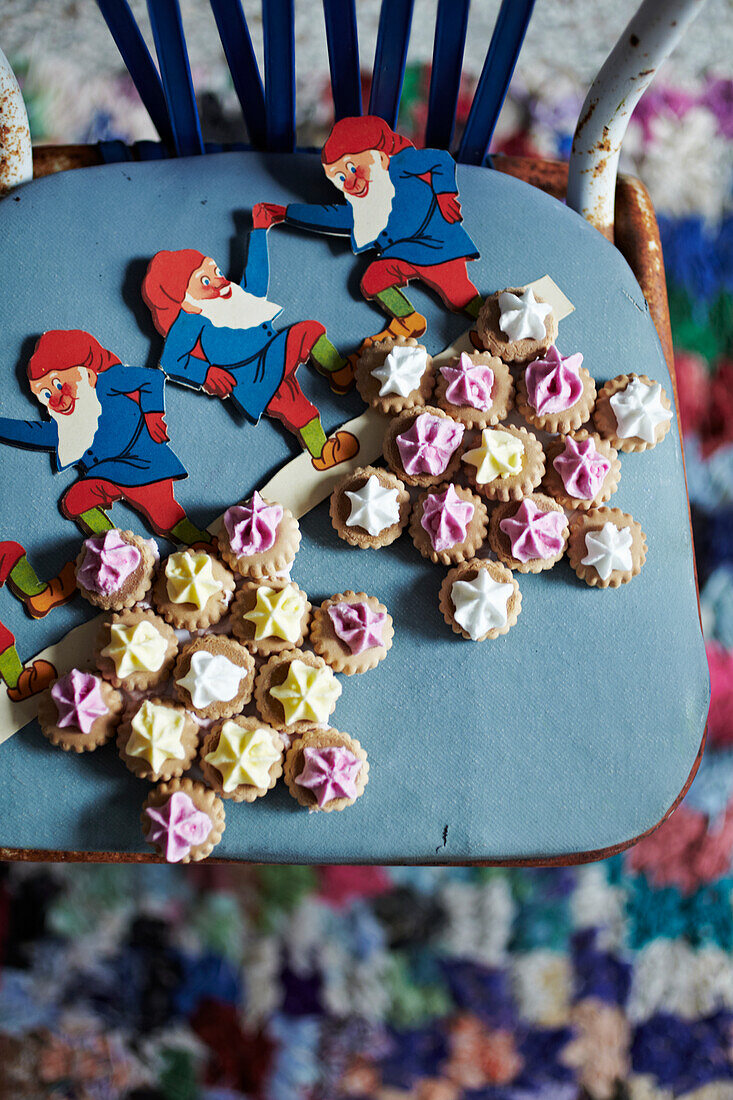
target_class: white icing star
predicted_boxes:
[498,287,552,342]
[176,650,247,709]
[345,474,401,536]
[451,570,514,640]
[581,522,633,580]
[609,377,672,443]
[371,344,428,397]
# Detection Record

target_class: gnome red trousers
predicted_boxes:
[360,256,479,311]
[61,477,186,535]
[266,320,324,430]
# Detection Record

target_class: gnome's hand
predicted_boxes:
[252,202,287,229]
[437,192,462,223]
[203,366,236,398]
[145,411,169,443]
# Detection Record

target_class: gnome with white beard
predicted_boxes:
[256,115,482,357]
[142,206,359,472]
[0,329,209,545]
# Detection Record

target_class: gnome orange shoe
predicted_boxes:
[7,659,57,702]
[361,310,427,349]
[24,562,77,619]
[328,357,357,395]
[311,431,360,472]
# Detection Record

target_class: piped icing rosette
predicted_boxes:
[231,579,311,656]
[439,559,521,642]
[330,466,410,549]
[38,669,124,752]
[355,336,434,414]
[489,493,569,573]
[284,728,369,812]
[94,608,178,690]
[255,648,341,734]
[152,548,235,630]
[117,696,199,781]
[434,350,514,429]
[173,635,255,720]
[543,430,620,510]
[594,373,673,452]
[409,483,488,566]
[567,507,647,588]
[219,491,301,578]
[476,286,558,365]
[383,406,464,487]
[75,529,157,610]
[516,345,596,433]
[142,778,225,863]
[462,424,545,501]
[310,591,394,675]
[200,716,284,803]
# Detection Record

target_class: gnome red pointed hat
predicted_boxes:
[142,248,206,335]
[27,330,121,380]
[322,115,413,166]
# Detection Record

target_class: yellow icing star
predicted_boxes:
[165,551,222,609]
[462,428,524,484]
[269,659,341,725]
[242,584,306,642]
[125,700,186,772]
[205,721,281,791]
[101,620,168,677]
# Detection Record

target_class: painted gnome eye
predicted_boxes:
[41,390,51,403]
[53,379,63,391]
[338,174,345,184]
[202,276,210,287]
[346,162,356,174]
[215,267,222,277]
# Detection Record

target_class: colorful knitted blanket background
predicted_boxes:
[1,61,733,1100]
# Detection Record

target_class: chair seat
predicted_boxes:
[0,149,707,863]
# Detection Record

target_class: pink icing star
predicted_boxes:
[396,413,464,476]
[77,530,141,594]
[499,499,567,563]
[295,745,361,808]
[440,352,495,411]
[224,491,283,556]
[553,436,611,500]
[327,601,387,654]
[420,484,475,552]
[51,669,109,734]
[144,791,213,862]
[525,345,584,415]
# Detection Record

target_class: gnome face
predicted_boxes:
[185,257,232,303]
[324,149,389,198]
[31,364,89,416]
[31,364,102,466]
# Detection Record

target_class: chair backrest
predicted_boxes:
[0,0,706,236]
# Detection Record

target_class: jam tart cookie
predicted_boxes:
[173,635,255,721]
[219,491,300,579]
[355,336,434,414]
[594,374,673,452]
[152,548,235,630]
[142,778,225,863]
[489,492,569,573]
[255,648,342,734]
[230,579,311,657]
[383,406,464,488]
[283,729,369,812]
[409,483,488,566]
[462,424,545,502]
[567,508,647,588]
[310,591,394,675]
[434,350,514,429]
[543,430,620,510]
[439,559,521,642]
[75,529,157,611]
[476,286,558,365]
[118,697,199,782]
[95,608,178,691]
[516,345,596,433]
[200,716,284,802]
[330,466,410,549]
[38,669,124,753]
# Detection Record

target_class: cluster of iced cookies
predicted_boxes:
[38,492,393,860]
[335,286,673,641]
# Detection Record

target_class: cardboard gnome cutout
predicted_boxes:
[142,208,359,471]
[257,115,482,348]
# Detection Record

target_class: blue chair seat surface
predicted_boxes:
[0,150,708,862]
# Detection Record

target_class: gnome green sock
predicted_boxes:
[170,518,212,546]
[300,416,327,459]
[310,335,346,374]
[374,286,416,318]
[465,294,484,319]
[0,644,23,690]
[8,556,46,598]
[77,507,115,535]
